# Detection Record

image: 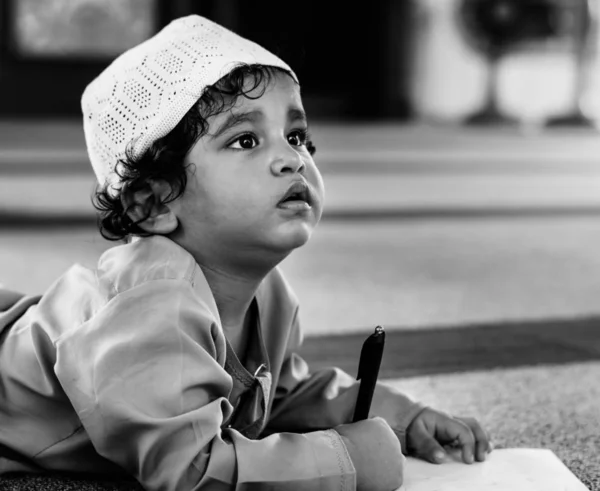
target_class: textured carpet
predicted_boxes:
[388,361,600,491]
[2,316,600,490]
[2,362,597,490]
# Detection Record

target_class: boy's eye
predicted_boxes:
[289,129,316,156]
[287,130,308,147]
[229,134,258,150]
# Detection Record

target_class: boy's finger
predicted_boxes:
[474,438,490,462]
[410,420,448,464]
[422,439,448,465]
[456,417,491,461]
[443,419,475,464]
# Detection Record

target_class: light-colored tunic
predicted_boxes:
[0,236,424,490]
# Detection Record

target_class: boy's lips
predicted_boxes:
[277,180,313,209]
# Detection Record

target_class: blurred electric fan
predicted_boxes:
[458,0,561,125]
[545,0,597,128]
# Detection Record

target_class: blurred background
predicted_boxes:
[3,1,600,487]
[3,0,600,335]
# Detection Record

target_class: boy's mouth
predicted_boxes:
[277,181,312,210]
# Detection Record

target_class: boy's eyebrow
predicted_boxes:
[211,110,263,139]
[210,107,308,140]
[288,108,308,124]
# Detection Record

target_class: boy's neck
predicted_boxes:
[173,233,291,330]
[198,256,281,331]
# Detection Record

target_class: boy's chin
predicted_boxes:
[271,225,315,252]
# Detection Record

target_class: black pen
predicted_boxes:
[352,325,385,422]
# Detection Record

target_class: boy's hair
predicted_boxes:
[93,64,316,241]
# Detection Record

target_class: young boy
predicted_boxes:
[0,15,491,491]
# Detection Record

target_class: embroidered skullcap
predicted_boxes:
[81,14,296,192]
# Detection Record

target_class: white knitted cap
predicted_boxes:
[81,14,296,191]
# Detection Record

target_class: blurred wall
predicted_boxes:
[3,0,594,124]
[0,0,417,121]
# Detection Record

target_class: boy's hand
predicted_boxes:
[336,417,404,491]
[406,408,492,465]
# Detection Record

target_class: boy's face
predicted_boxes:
[174,71,324,263]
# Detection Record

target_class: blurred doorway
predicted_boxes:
[0,0,416,120]
[0,0,166,117]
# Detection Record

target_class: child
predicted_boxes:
[0,15,491,491]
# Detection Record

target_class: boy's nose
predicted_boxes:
[270,149,306,176]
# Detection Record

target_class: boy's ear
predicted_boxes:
[121,179,179,235]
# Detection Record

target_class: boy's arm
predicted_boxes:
[265,309,426,452]
[54,279,355,491]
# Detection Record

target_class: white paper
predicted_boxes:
[399,448,589,491]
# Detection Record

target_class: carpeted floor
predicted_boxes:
[1,316,599,490]
[387,361,600,491]
[2,362,597,490]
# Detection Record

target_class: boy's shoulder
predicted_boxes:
[97,235,196,295]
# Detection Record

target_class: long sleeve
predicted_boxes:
[266,308,426,451]
[53,279,355,491]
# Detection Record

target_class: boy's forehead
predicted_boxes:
[239,71,301,104]
[207,75,304,128]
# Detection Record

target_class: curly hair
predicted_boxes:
[92,63,316,241]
